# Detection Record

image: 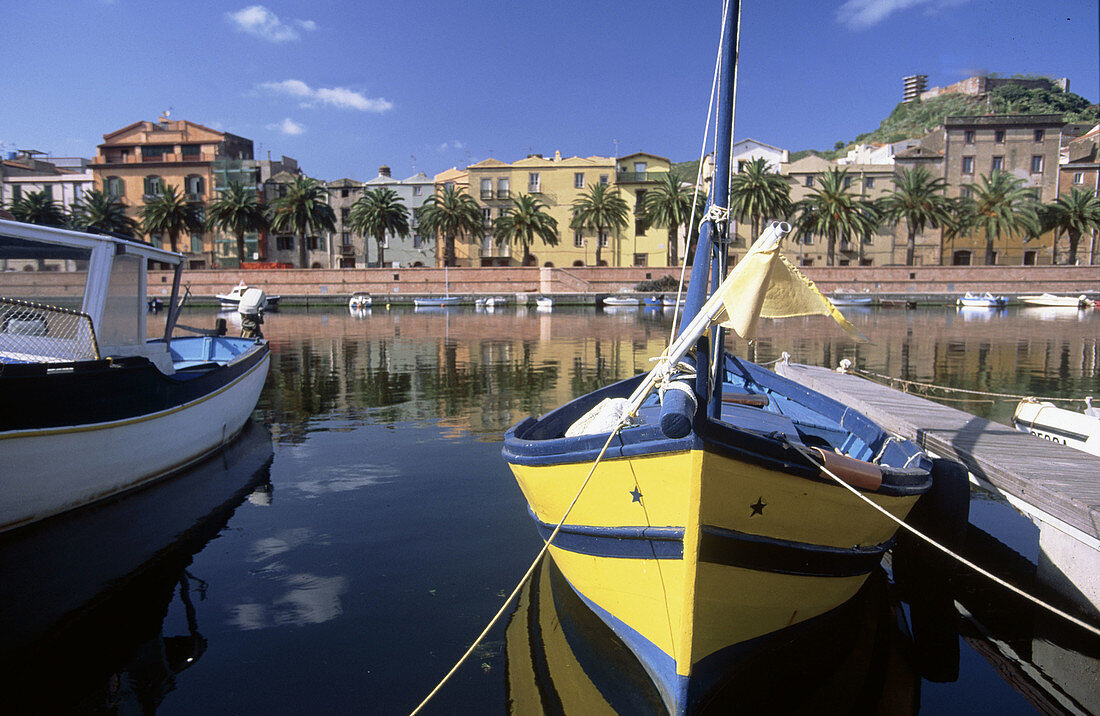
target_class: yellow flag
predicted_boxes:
[712,236,868,342]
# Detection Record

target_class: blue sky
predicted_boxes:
[3,1,1097,181]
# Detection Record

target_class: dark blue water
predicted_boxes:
[2,305,1097,714]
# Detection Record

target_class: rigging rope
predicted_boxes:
[784,440,1100,638]
[842,362,1088,405]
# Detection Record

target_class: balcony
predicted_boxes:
[616,171,665,183]
[187,192,204,202]
[340,244,355,256]
[480,190,494,200]
[496,189,511,200]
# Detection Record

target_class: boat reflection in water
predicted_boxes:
[506,555,921,715]
[0,421,274,714]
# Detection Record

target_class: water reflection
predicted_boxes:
[506,556,920,715]
[231,305,1099,434]
[0,421,273,714]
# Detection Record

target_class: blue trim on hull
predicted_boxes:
[530,507,684,559]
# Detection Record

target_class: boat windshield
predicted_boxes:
[99,253,144,351]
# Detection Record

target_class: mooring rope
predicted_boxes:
[842,363,1087,405]
[409,421,628,715]
[784,440,1100,638]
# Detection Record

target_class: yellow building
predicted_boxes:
[457,151,673,268]
[90,116,253,267]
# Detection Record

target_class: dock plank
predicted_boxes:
[776,361,1100,540]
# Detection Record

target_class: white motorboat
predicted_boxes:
[348,292,373,310]
[0,219,271,533]
[829,290,875,306]
[1013,397,1100,456]
[218,281,280,310]
[534,296,553,310]
[601,294,640,307]
[956,292,1006,308]
[1019,293,1090,308]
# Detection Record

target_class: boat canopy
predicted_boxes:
[0,219,184,370]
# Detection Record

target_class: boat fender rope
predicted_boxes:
[784,438,1100,639]
[699,204,729,231]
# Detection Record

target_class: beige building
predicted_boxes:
[90,116,253,268]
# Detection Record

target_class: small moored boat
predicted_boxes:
[348,292,372,310]
[1019,293,1090,308]
[0,218,271,533]
[535,296,553,310]
[602,293,640,307]
[1013,397,1100,456]
[829,289,875,306]
[957,291,1006,308]
[218,281,280,310]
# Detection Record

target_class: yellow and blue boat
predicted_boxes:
[502,3,934,712]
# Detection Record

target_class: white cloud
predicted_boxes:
[258,79,393,113]
[437,140,466,152]
[837,0,969,30]
[267,117,306,135]
[227,5,317,42]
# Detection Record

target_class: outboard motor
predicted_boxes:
[238,287,266,339]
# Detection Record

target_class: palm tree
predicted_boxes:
[268,176,336,268]
[205,182,269,266]
[8,189,68,227]
[956,169,1041,265]
[640,170,703,265]
[1045,187,1100,265]
[415,185,482,267]
[493,193,559,265]
[570,183,629,266]
[793,168,865,266]
[727,157,792,247]
[140,185,203,253]
[69,189,138,236]
[877,167,954,266]
[348,187,411,267]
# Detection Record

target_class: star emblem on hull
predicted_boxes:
[630,486,643,503]
[749,497,766,516]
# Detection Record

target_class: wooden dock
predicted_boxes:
[775,361,1100,544]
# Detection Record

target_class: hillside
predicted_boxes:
[679,82,1100,166]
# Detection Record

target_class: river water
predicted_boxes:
[2,304,1098,714]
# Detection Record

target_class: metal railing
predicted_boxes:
[0,297,99,364]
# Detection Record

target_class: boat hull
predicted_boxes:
[506,430,921,712]
[413,297,461,307]
[1013,399,1100,456]
[0,341,270,532]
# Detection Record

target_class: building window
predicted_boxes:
[994,130,1005,144]
[413,185,423,196]
[843,176,852,188]
[1074,172,1085,184]
[574,172,585,189]
[497,178,510,198]
[141,145,171,159]
[599,174,609,185]
[801,258,813,267]
[991,156,1004,171]
[574,230,584,248]
[104,176,124,198]
[308,235,324,250]
[960,186,971,199]
[599,234,609,248]
[342,232,351,245]
[10,185,21,201]
[185,174,204,199]
[190,234,203,253]
[181,144,201,157]
[340,188,349,198]
[276,236,294,251]
[480,178,492,199]
[39,184,53,199]
[952,250,971,266]
[482,207,492,224]
[1034,129,1044,142]
[1023,250,1037,265]
[633,253,647,266]
[341,207,350,222]
[1030,155,1043,174]
[528,173,540,192]
[804,175,814,187]
[634,162,647,174]
[864,177,875,189]
[961,156,974,174]
[143,175,164,197]
[964,130,975,144]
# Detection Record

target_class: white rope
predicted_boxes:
[850,366,1087,405]
[784,440,1100,638]
[410,420,630,715]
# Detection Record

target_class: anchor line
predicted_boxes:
[784,439,1100,639]
[409,421,628,715]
